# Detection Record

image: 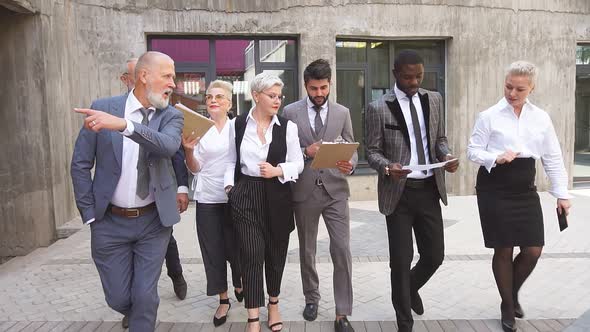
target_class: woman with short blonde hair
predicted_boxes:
[467,61,571,332]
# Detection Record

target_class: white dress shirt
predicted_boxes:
[111,90,156,208]
[307,98,328,133]
[224,108,304,187]
[394,84,433,179]
[190,119,232,203]
[467,97,570,199]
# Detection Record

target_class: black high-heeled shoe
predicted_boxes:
[247,317,261,332]
[235,289,244,302]
[213,298,231,327]
[514,301,524,319]
[501,304,517,332]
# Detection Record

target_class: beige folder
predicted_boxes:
[174,102,215,138]
[310,142,359,169]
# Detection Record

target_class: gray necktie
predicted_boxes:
[136,107,152,199]
[407,95,427,175]
[313,105,323,136]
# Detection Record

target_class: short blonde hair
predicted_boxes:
[250,72,284,93]
[206,80,233,103]
[506,60,538,86]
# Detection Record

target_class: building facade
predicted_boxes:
[2,0,590,256]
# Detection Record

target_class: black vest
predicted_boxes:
[233,113,295,240]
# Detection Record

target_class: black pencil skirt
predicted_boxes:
[476,158,544,248]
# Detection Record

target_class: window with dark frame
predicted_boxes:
[148,36,299,118]
[335,39,446,164]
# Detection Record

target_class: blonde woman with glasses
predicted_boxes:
[182,80,242,327]
[224,72,304,332]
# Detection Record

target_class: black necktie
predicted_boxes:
[136,108,152,199]
[407,95,427,174]
[313,105,323,136]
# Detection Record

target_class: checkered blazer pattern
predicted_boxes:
[364,88,451,216]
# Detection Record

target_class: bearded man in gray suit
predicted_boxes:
[283,59,357,332]
[365,50,459,332]
[71,51,183,332]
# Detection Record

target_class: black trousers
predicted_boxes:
[165,232,183,278]
[196,202,242,295]
[230,177,289,309]
[385,180,445,331]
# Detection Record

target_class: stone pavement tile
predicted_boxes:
[78,321,102,332]
[379,321,398,331]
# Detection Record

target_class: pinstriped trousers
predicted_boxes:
[230,176,289,309]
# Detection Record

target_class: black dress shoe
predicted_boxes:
[502,319,517,332]
[213,298,231,327]
[302,303,318,321]
[514,301,524,319]
[121,315,129,329]
[411,291,424,315]
[235,289,244,302]
[171,274,187,300]
[334,317,355,332]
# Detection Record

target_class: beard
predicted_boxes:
[147,82,172,109]
[308,93,329,108]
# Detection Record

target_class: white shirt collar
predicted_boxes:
[126,89,156,114]
[247,107,280,126]
[394,84,418,101]
[306,97,328,111]
[497,97,532,114]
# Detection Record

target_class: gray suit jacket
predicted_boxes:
[283,99,358,202]
[70,94,184,227]
[364,88,450,216]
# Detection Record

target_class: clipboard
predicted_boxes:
[174,102,215,138]
[310,142,359,169]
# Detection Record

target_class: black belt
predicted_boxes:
[241,174,263,182]
[109,202,156,218]
[404,177,435,189]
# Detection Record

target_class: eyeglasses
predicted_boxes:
[260,92,285,102]
[205,94,228,102]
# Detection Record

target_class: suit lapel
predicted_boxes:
[110,96,126,168]
[298,99,315,143]
[419,91,432,160]
[385,99,410,149]
[323,101,338,141]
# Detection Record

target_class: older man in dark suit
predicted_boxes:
[71,51,183,332]
[364,50,459,332]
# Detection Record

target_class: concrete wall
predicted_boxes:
[1,0,589,255]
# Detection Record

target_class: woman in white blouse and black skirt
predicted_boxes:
[467,61,571,332]
[224,72,304,332]
[182,80,242,327]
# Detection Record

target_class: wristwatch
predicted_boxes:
[384,165,390,176]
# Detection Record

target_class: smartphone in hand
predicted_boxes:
[556,208,568,232]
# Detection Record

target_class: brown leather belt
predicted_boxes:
[109,202,156,218]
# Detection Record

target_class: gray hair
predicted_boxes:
[250,72,284,93]
[122,57,138,75]
[206,80,233,103]
[135,51,173,79]
[506,60,538,86]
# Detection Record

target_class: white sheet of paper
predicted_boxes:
[402,158,458,171]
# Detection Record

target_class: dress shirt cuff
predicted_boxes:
[549,188,573,200]
[277,163,299,183]
[121,119,135,136]
[84,218,95,225]
[177,186,189,194]
[483,154,498,173]
[224,169,235,188]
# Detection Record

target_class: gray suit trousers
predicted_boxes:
[294,185,353,316]
[91,209,172,332]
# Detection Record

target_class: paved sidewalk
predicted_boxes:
[1,191,590,331]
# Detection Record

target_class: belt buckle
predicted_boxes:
[126,208,140,218]
[315,178,323,186]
